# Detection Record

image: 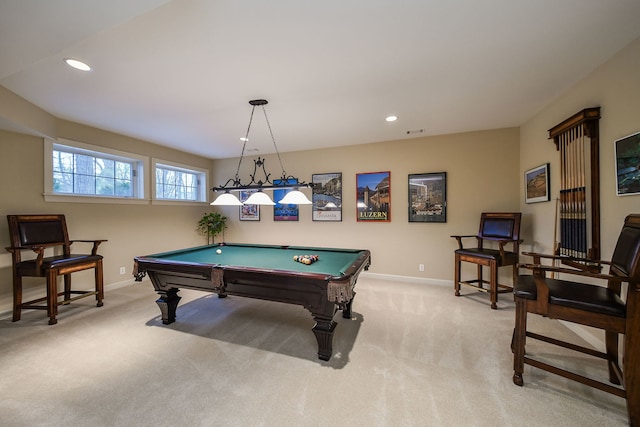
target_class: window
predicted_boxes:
[153,160,208,203]
[44,139,208,205]
[53,149,134,197]
[44,139,147,203]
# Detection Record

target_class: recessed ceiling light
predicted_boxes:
[385,115,398,122]
[240,137,249,142]
[64,58,91,71]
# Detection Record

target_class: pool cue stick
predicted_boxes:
[579,127,587,258]
[559,133,565,258]
[552,196,559,278]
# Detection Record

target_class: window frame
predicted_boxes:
[152,158,209,205]
[44,138,149,204]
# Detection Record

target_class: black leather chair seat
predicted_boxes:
[17,254,103,275]
[515,275,625,318]
[455,248,517,263]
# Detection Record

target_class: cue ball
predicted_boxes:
[216,249,222,254]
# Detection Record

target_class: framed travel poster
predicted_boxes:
[312,172,342,221]
[408,172,447,222]
[356,171,390,222]
[239,190,260,221]
[274,179,299,221]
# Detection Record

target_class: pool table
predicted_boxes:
[133,243,371,360]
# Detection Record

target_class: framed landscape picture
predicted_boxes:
[525,163,550,203]
[615,131,640,196]
[356,171,390,222]
[312,173,342,221]
[408,172,447,222]
[239,190,260,221]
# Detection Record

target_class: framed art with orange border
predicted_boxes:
[356,171,390,222]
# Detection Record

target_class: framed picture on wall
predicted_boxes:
[239,190,260,221]
[274,179,299,221]
[408,172,447,222]
[525,163,550,203]
[312,173,342,221]
[614,131,640,196]
[356,171,390,222]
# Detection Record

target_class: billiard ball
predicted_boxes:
[216,249,222,254]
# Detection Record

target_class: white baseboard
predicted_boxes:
[361,271,451,287]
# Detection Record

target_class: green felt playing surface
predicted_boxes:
[147,243,364,276]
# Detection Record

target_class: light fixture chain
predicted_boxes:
[234,105,257,182]
[260,105,287,178]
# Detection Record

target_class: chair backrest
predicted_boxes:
[478,212,521,242]
[610,214,640,281]
[7,214,71,255]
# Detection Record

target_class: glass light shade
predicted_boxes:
[244,191,276,205]
[210,192,243,206]
[278,190,312,205]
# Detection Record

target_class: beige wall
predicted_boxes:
[519,36,640,260]
[516,36,640,348]
[0,85,56,137]
[0,125,214,314]
[213,127,520,280]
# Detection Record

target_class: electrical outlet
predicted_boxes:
[119,267,126,275]
[419,264,425,272]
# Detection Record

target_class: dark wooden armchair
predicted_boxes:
[512,214,640,425]
[6,214,107,325]
[452,212,521,309]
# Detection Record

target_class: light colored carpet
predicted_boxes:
[0,276,628,426]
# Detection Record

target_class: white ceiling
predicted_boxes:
[2,0,640,159]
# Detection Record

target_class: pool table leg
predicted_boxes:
[341,293,356,319]
[155,288,181,324]
[312,316,337,361]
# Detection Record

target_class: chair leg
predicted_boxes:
[12,275,22,322]
[454,254,461,297]
[512,297,527,386]
[63,273,71,304]
[624,296,640,426]
[477,264,483,290]
[95,261,104,307]
[47,271,58,325]
[605,330,620,385]
[489,260,498,309]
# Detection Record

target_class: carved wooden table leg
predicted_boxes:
[312,316,337,361]
[155,288,181,324]
[341,293,356,319]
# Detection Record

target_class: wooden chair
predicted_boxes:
[512,214,640,425]
[452,212,521,309]
[6,214,107,325]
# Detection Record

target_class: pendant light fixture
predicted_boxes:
[211,99,312,206]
